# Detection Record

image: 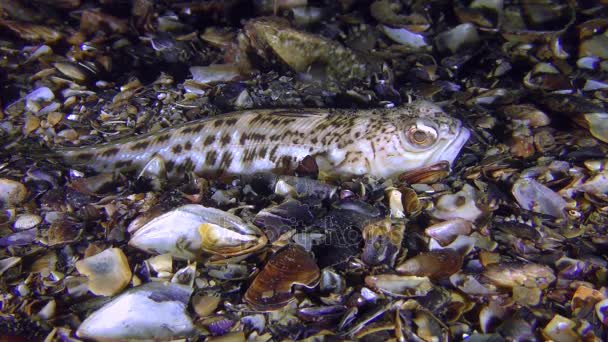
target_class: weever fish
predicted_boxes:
[57,101,470,180]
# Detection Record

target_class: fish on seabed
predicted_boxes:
[57,101,470,179]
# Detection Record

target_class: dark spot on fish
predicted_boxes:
[242,148,257,163]
[354,132,361,139]
[219,151,233,169]
[172,144,182,154]
[225,118,238,126]
[131,141,150,150]
[311,137,318,144]
[205,150,218,166]
[193,123,206,132]
[249,115,262,125]
[269,134,281,141]
[101,147,120,157]
[271,118,281,126]
[221,134,231,145]
[74,152,94,160]
[115,160,133,169]
[183,157,194,171]
[176,163,186,174]
[279,155,292,169]
[204,135,216,146]
[239,133,248,145]
[258,146,268,158]
[181,126,194,134]
[214,119,224,127]
[157,134,170,143]
[251,133,266,142]
[184,141,192,150]
[165,160,175,173]
[269,145,279,162]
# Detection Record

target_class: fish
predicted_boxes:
[56,101,470,180]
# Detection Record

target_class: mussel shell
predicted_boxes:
[244,244,320,311]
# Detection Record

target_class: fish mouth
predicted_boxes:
[432,126,471,166]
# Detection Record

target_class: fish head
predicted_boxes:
[385,101,470,176]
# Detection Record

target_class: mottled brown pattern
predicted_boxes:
[220,134,231,145]
[203,135,216,146]
[242,148,258,163]
[219,151,233,169]
[74,152,94,160]
[258,146,268,158]
[57,103,468,180]
[115,160,133,169]
[131,141,150,150]
[156,134,170,143]
[205,150,218,166]
[165,160,175,173]
[182,157,194,171]
[101,147,120,157]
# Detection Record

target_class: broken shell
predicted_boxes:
[401,187,423,216]
[398,161,450,184]
[483,262,556,289]
[75,248,132,296]
[77,282,194,341]
[424,218,473,246]
[499,104,551,127]
[25,86,55,102]
[13,213,42,230]
[0,179,28,207]
[54,62,89,82]
[365,274,433,297]
[0,256,22,276]
[596,299,608,326]
[381,25,429,50]
[541,314,580,342]
[573,112,608,144]
[244,244,320,311]
[431,184,483,221]
[386,188,405,218]
[189,64,242,84]
[361,218,404,266]
[396,249,463,279]
[0,20,62,42]
[512,178,568,220]
[435,23,480,54]
[129,204,267,260]
[193,294,221,317]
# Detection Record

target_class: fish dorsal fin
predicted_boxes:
[268,109,326,118]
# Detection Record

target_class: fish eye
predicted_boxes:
[406,124,438,148]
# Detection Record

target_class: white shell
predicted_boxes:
[13,214,42,230]
[365,274,433,297]
[381,25,428,49]
[129,204,267,260]
[512,178,568,220]
[431,184,483,221]
[77,282,194,341]
[0,179,27,208]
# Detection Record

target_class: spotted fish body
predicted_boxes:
[58,101,470,179]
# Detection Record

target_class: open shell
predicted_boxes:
[129,204,268,260]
